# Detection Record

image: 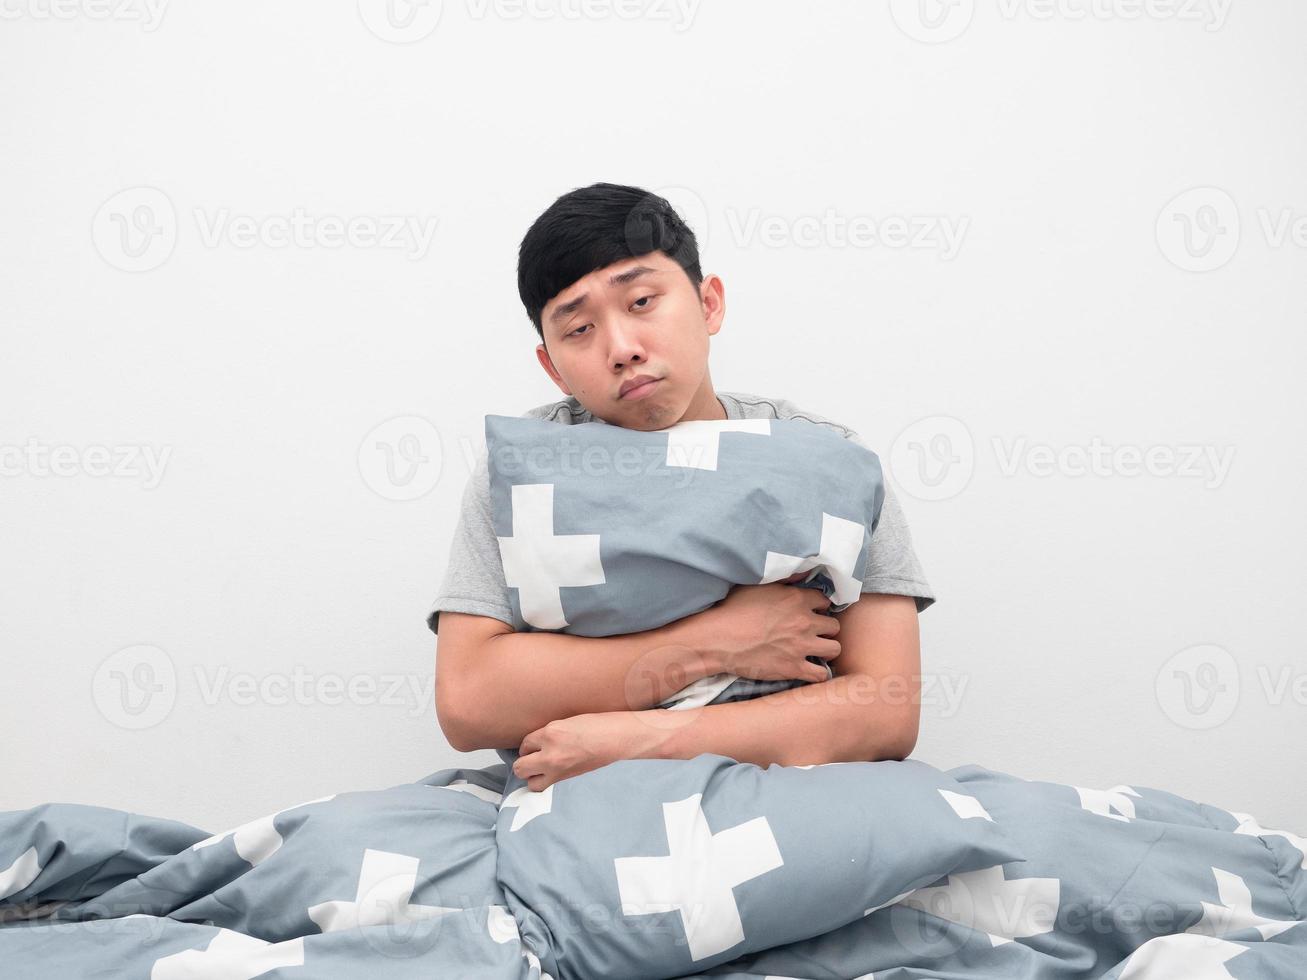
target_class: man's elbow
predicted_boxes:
[437,675,523,753]
[887,712,919,761]
[434,615,511,752]
[438,687,522,753]
[438,709,478,753]
[885,733,916,762]
[870,712,918,762]
[435,677,485,753]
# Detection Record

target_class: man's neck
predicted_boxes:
[679,384,728,423]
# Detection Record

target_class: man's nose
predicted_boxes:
[608,320,647,370]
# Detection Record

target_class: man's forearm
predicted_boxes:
[649,673,915,768]
[464,612,725,750]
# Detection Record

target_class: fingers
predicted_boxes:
[808,590,833,611]
[513,752,541,780]
[519,729,543,755]
[813,614,840,637]
[779,580,831,610]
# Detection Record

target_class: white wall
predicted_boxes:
[2,0,1303,833]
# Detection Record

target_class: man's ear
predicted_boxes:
[536,343,572,396]
[700,273,725,337]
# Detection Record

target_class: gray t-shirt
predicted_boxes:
[426,390,936,634]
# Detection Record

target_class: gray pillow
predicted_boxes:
[485,412,885,708]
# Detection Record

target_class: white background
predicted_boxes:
[2,0,1303,833]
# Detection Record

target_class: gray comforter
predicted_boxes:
[2,752,1304,978]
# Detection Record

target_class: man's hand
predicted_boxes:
[704,575,842,684]
[513,710,671,792]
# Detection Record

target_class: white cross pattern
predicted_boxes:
[1185,867,1298,941]
[1119,933,1253,979]
[191,795,336,867]
[487,905,555,979]
[663,419,771,471]
[500,783,554,831]
[1074,784,1140,823]
[438,779,504,806]
[864,888,915,915]
[152,928,305,979]
[0,846,41,902]
[761,512,866,605]
[657,671,740,711]
[938,789,995,821]
[614,792,784,962]
[486,904,520,944]
[895,864,1059,947]
[793,763,869,773]
[497,483,605,629]
[306,848,459,933]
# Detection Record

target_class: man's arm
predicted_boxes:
[435,608,728,752]
[652,593,921,767]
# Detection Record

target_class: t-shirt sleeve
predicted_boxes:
[425,451,516,635]
[847,431,937,614]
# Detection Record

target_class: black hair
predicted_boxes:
[517,182,704,341]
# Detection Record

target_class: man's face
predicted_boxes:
[535,251,724,430]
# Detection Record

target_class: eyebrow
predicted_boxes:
[548,265,660,329]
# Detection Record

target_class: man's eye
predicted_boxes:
[568,324,591,338]
[633,295,656,309]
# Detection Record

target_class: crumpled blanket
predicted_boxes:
[2,752,1303,979]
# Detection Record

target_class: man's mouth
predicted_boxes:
[619,377,661,399]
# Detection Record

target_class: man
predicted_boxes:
[429,182,935,792]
